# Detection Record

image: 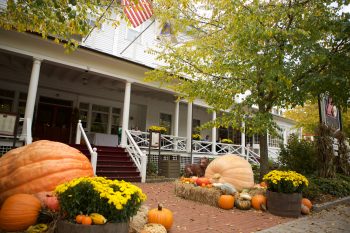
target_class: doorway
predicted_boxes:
[34,97,73,143]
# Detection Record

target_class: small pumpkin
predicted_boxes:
[301,198,312,210]
[76,214,84,224]
[251,194,267,211]
[81,215,92,225]
[218,195,235,210]
[148,204,173,230]
[0,194,41,232]
[301,204,310,215]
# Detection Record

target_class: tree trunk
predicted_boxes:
[259,131,269,181]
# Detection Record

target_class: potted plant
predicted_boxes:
[54,177,146,232]
[148,125,167,134]
[221,138,233,144]
[192,134,202,140]
[263,170,308,217]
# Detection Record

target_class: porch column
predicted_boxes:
[174,100,179,137]
[186,102,192,152]
[121,81,132,147]
[283,129,288,145]
[241,121,246,157]
[211,111,217,154]
[22,58,42,144]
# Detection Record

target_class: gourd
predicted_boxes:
[205,155,254,191]
[251,194,267,211]
[218,195,235,210]
[0,194,41,232]
[0,140,94,204]
[148,204,173,230]
[196,177,210,186]
[35,192,59,211]
[301,204,310,215]
[234,193,251,210]
[301,198,312,210]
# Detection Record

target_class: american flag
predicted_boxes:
[122,0,153,28]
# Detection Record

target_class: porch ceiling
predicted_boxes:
[0,50,176,102]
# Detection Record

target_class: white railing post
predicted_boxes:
[211,111,217,154]
[26,118,32,145]
[91,147,98,175]
[241,121,246,156]
[140,152,147,183]
[75,120,82,144]
[246,146,249,161]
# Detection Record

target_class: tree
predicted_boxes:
[284,101,350,136]
[0,0,124,51]
[147,0,350,180]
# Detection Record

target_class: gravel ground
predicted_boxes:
[259,204,350,233]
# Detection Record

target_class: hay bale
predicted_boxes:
[174,181,221,207]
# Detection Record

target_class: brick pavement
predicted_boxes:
[134,182,291,233]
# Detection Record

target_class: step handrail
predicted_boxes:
[75,120,98,175]
[125,129,147,183]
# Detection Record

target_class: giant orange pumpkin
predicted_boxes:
[205,155,254,191]
[148,204,173,230]
[0,140,94,204]
[0,194,41,231]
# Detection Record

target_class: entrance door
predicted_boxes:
[34,97,73,143]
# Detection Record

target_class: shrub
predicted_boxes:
[55,177,146,222]
[147,161,158,176]
[278,134,317,175]
[303,174,350,200]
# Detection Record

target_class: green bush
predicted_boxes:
[278,134,317,175]
[147,161,158,176]
[303,174,350,200]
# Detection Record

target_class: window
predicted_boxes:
[192,119,201,135]
[0,89,15,112]
[91,104,109,133]
[160,113,172,134]
[268,129,283,148]
[126,26,142,43]
[111,107,121,134]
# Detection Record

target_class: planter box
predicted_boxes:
[56,220,129,233]
[266,191,302,218]
[159,156,180,178]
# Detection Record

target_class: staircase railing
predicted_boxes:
[75,120,98,175]
[125,130,147,183]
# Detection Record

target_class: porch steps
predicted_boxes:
[70,144,141,182]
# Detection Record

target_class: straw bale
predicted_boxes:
[174,181,221,207]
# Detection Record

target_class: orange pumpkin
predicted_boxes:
[218,195,235,210]
[301,198,312,209]
[82,215,92,225]
[0,194,41,231]
[76,214,84,224]
[251,194,267,211]
[148,204,173,230]
[196,177,210,186]
[0,140,94,204]
[205,155,254,191]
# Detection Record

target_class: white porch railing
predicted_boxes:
[75,120,98,175]
[129,130,187,151]
[128,130,261,165]
[125,130,147,183]
[19,117,32,145]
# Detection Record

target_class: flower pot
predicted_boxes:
[56,220,129,233]
[266,190,302,218]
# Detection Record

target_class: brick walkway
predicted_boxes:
[134,182,291,233]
